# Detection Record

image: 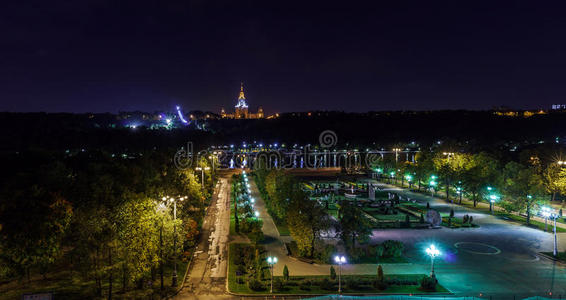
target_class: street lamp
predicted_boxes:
[267,256,278,293]
[195,166,211,190]
[405,174,413,188]
[162,195,186,287]
[489,195,498,213]
[487,187,498,213]
[425,244,441,278]
[429,178,437,197]
[334,255,346,293]
[541,206,559,256]
[208,154,217,182]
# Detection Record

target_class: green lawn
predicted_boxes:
[229,273,447,295]
[228,243,446,295]
[364,210,417,222]
[540,252,566,263]
[440,216,479,228]
[276,222,291,236]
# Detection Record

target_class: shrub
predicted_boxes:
[283,265,289,281]
[348,247,364,261]
[317,244,335,263]
[420,276,437,291]
[347,278,360,290]
[377,265,384,282]
[374,265,387,290]
[299,280,312,291]
[382,240,404,257]
[404,214,411,228]
[330,266,336,280]
[375,244,384,258]
[248,279,265,291]
[274,278,285,291]
[235,264,246,275]
[320,278,334,290]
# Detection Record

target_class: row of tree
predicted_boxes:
[373,146,566,224]
[0,150,214,298]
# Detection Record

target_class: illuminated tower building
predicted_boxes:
[234,83,249,119]
[220,82,269,119]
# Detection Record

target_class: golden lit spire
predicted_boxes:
[239,82,245,99]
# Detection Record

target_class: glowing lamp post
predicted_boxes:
[489,195,498,213]
[162,195,186,287]
[405,174,413,188]
[425,244,441,278]
[267,256,278,293]
[334,255,346,293]
[195,166,211,190]
[254,210,260,218]
[541,206,559,256]
[487,187,498,213]
[429,178,437,197]
[456,187,463,204]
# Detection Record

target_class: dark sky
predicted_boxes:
[2,1,566,113]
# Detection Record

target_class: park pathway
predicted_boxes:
[176,173,234,300]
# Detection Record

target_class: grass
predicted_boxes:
[229,273,447,295]
[229,244,446,295]
[364,210,417,222]
[540,252,566,263]
[440,216,479,229]
[492,212,566,232]
[353,256,409,264]
[276,222,291,236]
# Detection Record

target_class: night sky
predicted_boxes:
[2,1,566,114]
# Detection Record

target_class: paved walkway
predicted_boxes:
[388,181,566,230]
[176,174,233,300]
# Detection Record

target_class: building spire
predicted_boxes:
[239,82,245,99]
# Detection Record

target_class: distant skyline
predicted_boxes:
[2,1,566,113]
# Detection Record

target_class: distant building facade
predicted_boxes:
[221,83,264,119]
